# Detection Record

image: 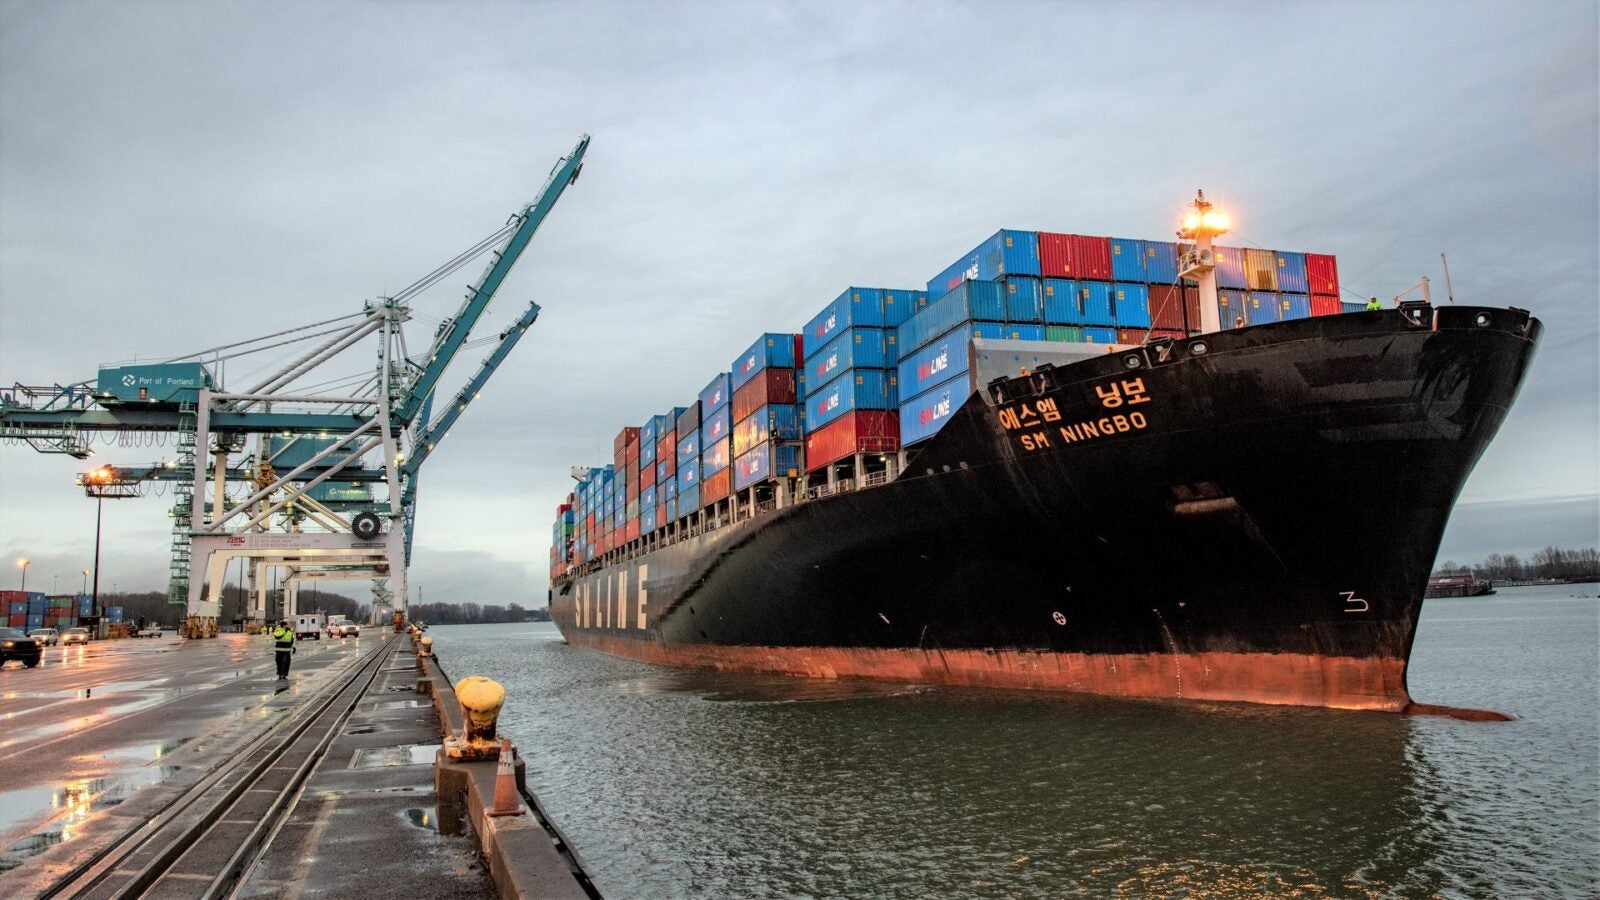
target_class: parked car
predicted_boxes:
[1,628,43,667]
[61,627,90,646]
[136,624,163,638]
[28,629,59,647]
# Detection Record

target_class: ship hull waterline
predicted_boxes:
[551,307,1540,719]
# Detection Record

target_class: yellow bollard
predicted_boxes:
[445,675,506,760]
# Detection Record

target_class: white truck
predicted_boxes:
[327,614,360,638]
[293,613,325,640]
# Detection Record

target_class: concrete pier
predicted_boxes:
[0,631,595,898]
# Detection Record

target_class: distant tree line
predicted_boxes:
[1434,545,1600,582]
[95,585,368,627]
[408,601,549,624]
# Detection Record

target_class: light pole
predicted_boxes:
[15,558,28,591]
[78,465,135,636]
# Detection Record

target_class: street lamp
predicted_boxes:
[77,465,136,636]
[15,558,28,591]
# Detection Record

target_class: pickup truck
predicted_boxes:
[136,624,163,638]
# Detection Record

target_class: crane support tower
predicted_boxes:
[1,135,590,637]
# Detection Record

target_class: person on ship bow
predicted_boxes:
[270,619,296,680]
[1367,296,1384,311]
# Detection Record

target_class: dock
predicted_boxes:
[0,630,596,899]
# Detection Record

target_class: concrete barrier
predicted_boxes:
[421,651,597,899]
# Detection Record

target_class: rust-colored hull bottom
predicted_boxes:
[566,633,1417,712]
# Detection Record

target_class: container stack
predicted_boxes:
[802,288,904,477]
[550,501,575,577]
[731,333,804,497]
[550,226,1343,568]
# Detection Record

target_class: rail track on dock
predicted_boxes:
[40,633,399,900]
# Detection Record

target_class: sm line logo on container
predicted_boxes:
[814,312,836,339]
[816,351,839,381]
[920,390,953,425]
[740,354,757,377]
[819,388,841,414]
[917,344,950,382]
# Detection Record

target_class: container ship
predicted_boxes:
[546,193,1540,713]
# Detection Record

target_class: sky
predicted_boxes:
[1,0,1596,607]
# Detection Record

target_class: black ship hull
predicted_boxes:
[551,306,1540,712]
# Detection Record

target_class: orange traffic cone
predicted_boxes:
[486,737,524,817]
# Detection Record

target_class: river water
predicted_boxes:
[431,585,1598,898]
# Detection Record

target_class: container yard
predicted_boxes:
[549,226,1346,574]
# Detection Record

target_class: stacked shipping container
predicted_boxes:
[551,226,1342,571]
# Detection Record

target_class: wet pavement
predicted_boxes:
[0,631,372,891]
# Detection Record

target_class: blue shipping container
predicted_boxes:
[1247,291,1280,326]
[665,497,677,521]
[1280,293,1312,321]
[1113,283,1152,328]
[1082,327,1118,343]
[733,442,803,491]
[925,229,1041,298]
[640,484,656,509]
[664,479,677,501]
[810,327,893,387]
[1080,282,1115,326]
[897,281,1007,354]
[7,601,23,616]
[1144,241,1180,284]
[641,507,657,535]
[732,404,804,455]
[881,289,918,328]
[806,369,898,431]
[732,333,799,390]
[640,437,657,468]
[899,373,974,445]
[1109,237,1145,282]
[677,457,700,491]
[1001,324,1046,341]
[1042,279,1080,324]
[971,322,1012,340]
[1003,277,1043,323]
[640,416,658,449]
[27,614,43,629]
[703,404,732,444]
[702,436,731,475]
[699,373,731,414]
[676,428,701,468]
[1218,291,1249,326]
[678,484,700,514]
[1274,252,1309,294]
[898,324,974,402]
[1215,246,1249,290]
[804,287,886,358]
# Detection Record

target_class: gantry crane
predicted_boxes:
[0,135,589,636]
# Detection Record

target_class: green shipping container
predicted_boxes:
[1045,325,1083,342]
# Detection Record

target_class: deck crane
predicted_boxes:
[0,135,589,636]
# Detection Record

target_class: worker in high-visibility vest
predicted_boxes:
[271,619,296,680]
[1366,296,1384,311]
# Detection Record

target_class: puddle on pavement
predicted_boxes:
[94,736,194,764]
[365,698,427,711]
[349,743,441,769]
[0,765,184,872]
[402,807,438,831]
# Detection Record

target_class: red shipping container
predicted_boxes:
[1306,254,1339,297]
[702,468,731,505]
[625,440,639,465]
[1117,328,1148,345]
[804,410,900,472]
[613,427,640,456]
[639,464,657,489]
[1150,329,1185,341]
[626,480,639,503]
[1148,285,1185,331]
[793,333,805,366]
[625,520,640,542]
[1311,295,1344,317]
[1039,233,1113,280]
[1182,287,1202,332]
[732,368,797,423]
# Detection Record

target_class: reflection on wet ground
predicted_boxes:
[0,766,185,872]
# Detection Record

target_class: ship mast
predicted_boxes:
[1176,190,1231,334]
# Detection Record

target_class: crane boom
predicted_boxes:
[394,135,588,426]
